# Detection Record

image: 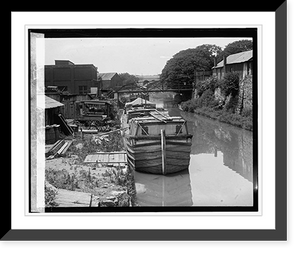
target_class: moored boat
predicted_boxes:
[124,113,193,175]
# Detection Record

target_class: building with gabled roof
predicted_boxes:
[98,72,122,91]
[212,50,253,80]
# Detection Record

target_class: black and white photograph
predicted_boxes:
[29,28,257,212]
[6,4,290,244]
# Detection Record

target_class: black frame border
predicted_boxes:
[5,2,287,240]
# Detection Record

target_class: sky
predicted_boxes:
[44,37,252,75]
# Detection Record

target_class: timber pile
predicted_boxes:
[46,139,73,159]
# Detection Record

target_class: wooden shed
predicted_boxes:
[37,95,64,126]
[212,50,253,80]
[37,95,65,144]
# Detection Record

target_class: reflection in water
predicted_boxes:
[135,94,254,207]
[183,112,253,183]
[189,152,253,206]
[135,169,193,206]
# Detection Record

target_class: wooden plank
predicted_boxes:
[56,189,98,207]
[90,154,99,162]
[84,152,127,164]
[84,155,93,163]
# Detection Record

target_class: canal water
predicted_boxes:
[134,93,254,207]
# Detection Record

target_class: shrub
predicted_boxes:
[198,89,219,108]
[224,94,239,113]
[241,108,253,118]
[45,183,59,207]
[197,76,219,97]
[181,98,199,113]
[220,72,240,97]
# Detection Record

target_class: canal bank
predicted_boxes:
[180,102,253,131]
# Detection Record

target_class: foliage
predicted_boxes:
[181,98,200,113]
[118,73,138,86]
[219,72,240,97]
[45,166,104,193]
[45,183,59,207]
[196,76,219,96]
[194,107,253,131]
[170,39,253,131]
[224,94,239,113]
[181,90,218,113]
[220,40,253,59]
[160,44,222,88]
[68,132,125,162]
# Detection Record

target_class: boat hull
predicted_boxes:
[125,138,192,175]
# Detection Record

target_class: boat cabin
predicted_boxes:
[128,116,189,137]
[74,100,114,121]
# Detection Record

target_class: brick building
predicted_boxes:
[45,60,101,95]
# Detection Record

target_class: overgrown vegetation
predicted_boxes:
[45,127,137,207]
[67,131,125,162]
[181,73,253,131]
[45,183,59,207]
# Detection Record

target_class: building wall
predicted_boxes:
[111,74,122,90]
[45,62,98,95]
[101,74,122,91]
[236,75,253,114]
[213,61,252,80]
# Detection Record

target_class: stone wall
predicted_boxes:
[213,74,252,115]
[236,75,253,114]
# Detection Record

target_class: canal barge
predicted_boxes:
[124,113,193,175]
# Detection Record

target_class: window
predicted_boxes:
[79,86,88,94]
[141,126,148,135]
[176,125,183,134]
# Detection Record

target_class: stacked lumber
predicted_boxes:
[46,139,73,159]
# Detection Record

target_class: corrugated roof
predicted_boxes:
[98,72,118,80]
[37,95,64,109]
[213,50,252,69]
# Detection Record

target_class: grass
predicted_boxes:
[194,107,253,131]
[67,131,125,162]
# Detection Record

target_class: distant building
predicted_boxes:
[98,72,122,91]
[45,60,101,95]
[212,50,253,80]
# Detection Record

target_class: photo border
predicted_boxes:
[5,2,286,240]
[30,27,258,214]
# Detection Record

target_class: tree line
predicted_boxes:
[160,40,253,89]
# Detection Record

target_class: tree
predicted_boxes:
[221,40,253,58]
[118,73,139,86]
[160,44,222,89]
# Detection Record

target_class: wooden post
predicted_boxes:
[80,127,83,139]
[89,194,93,207]
[161,129,166,175]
